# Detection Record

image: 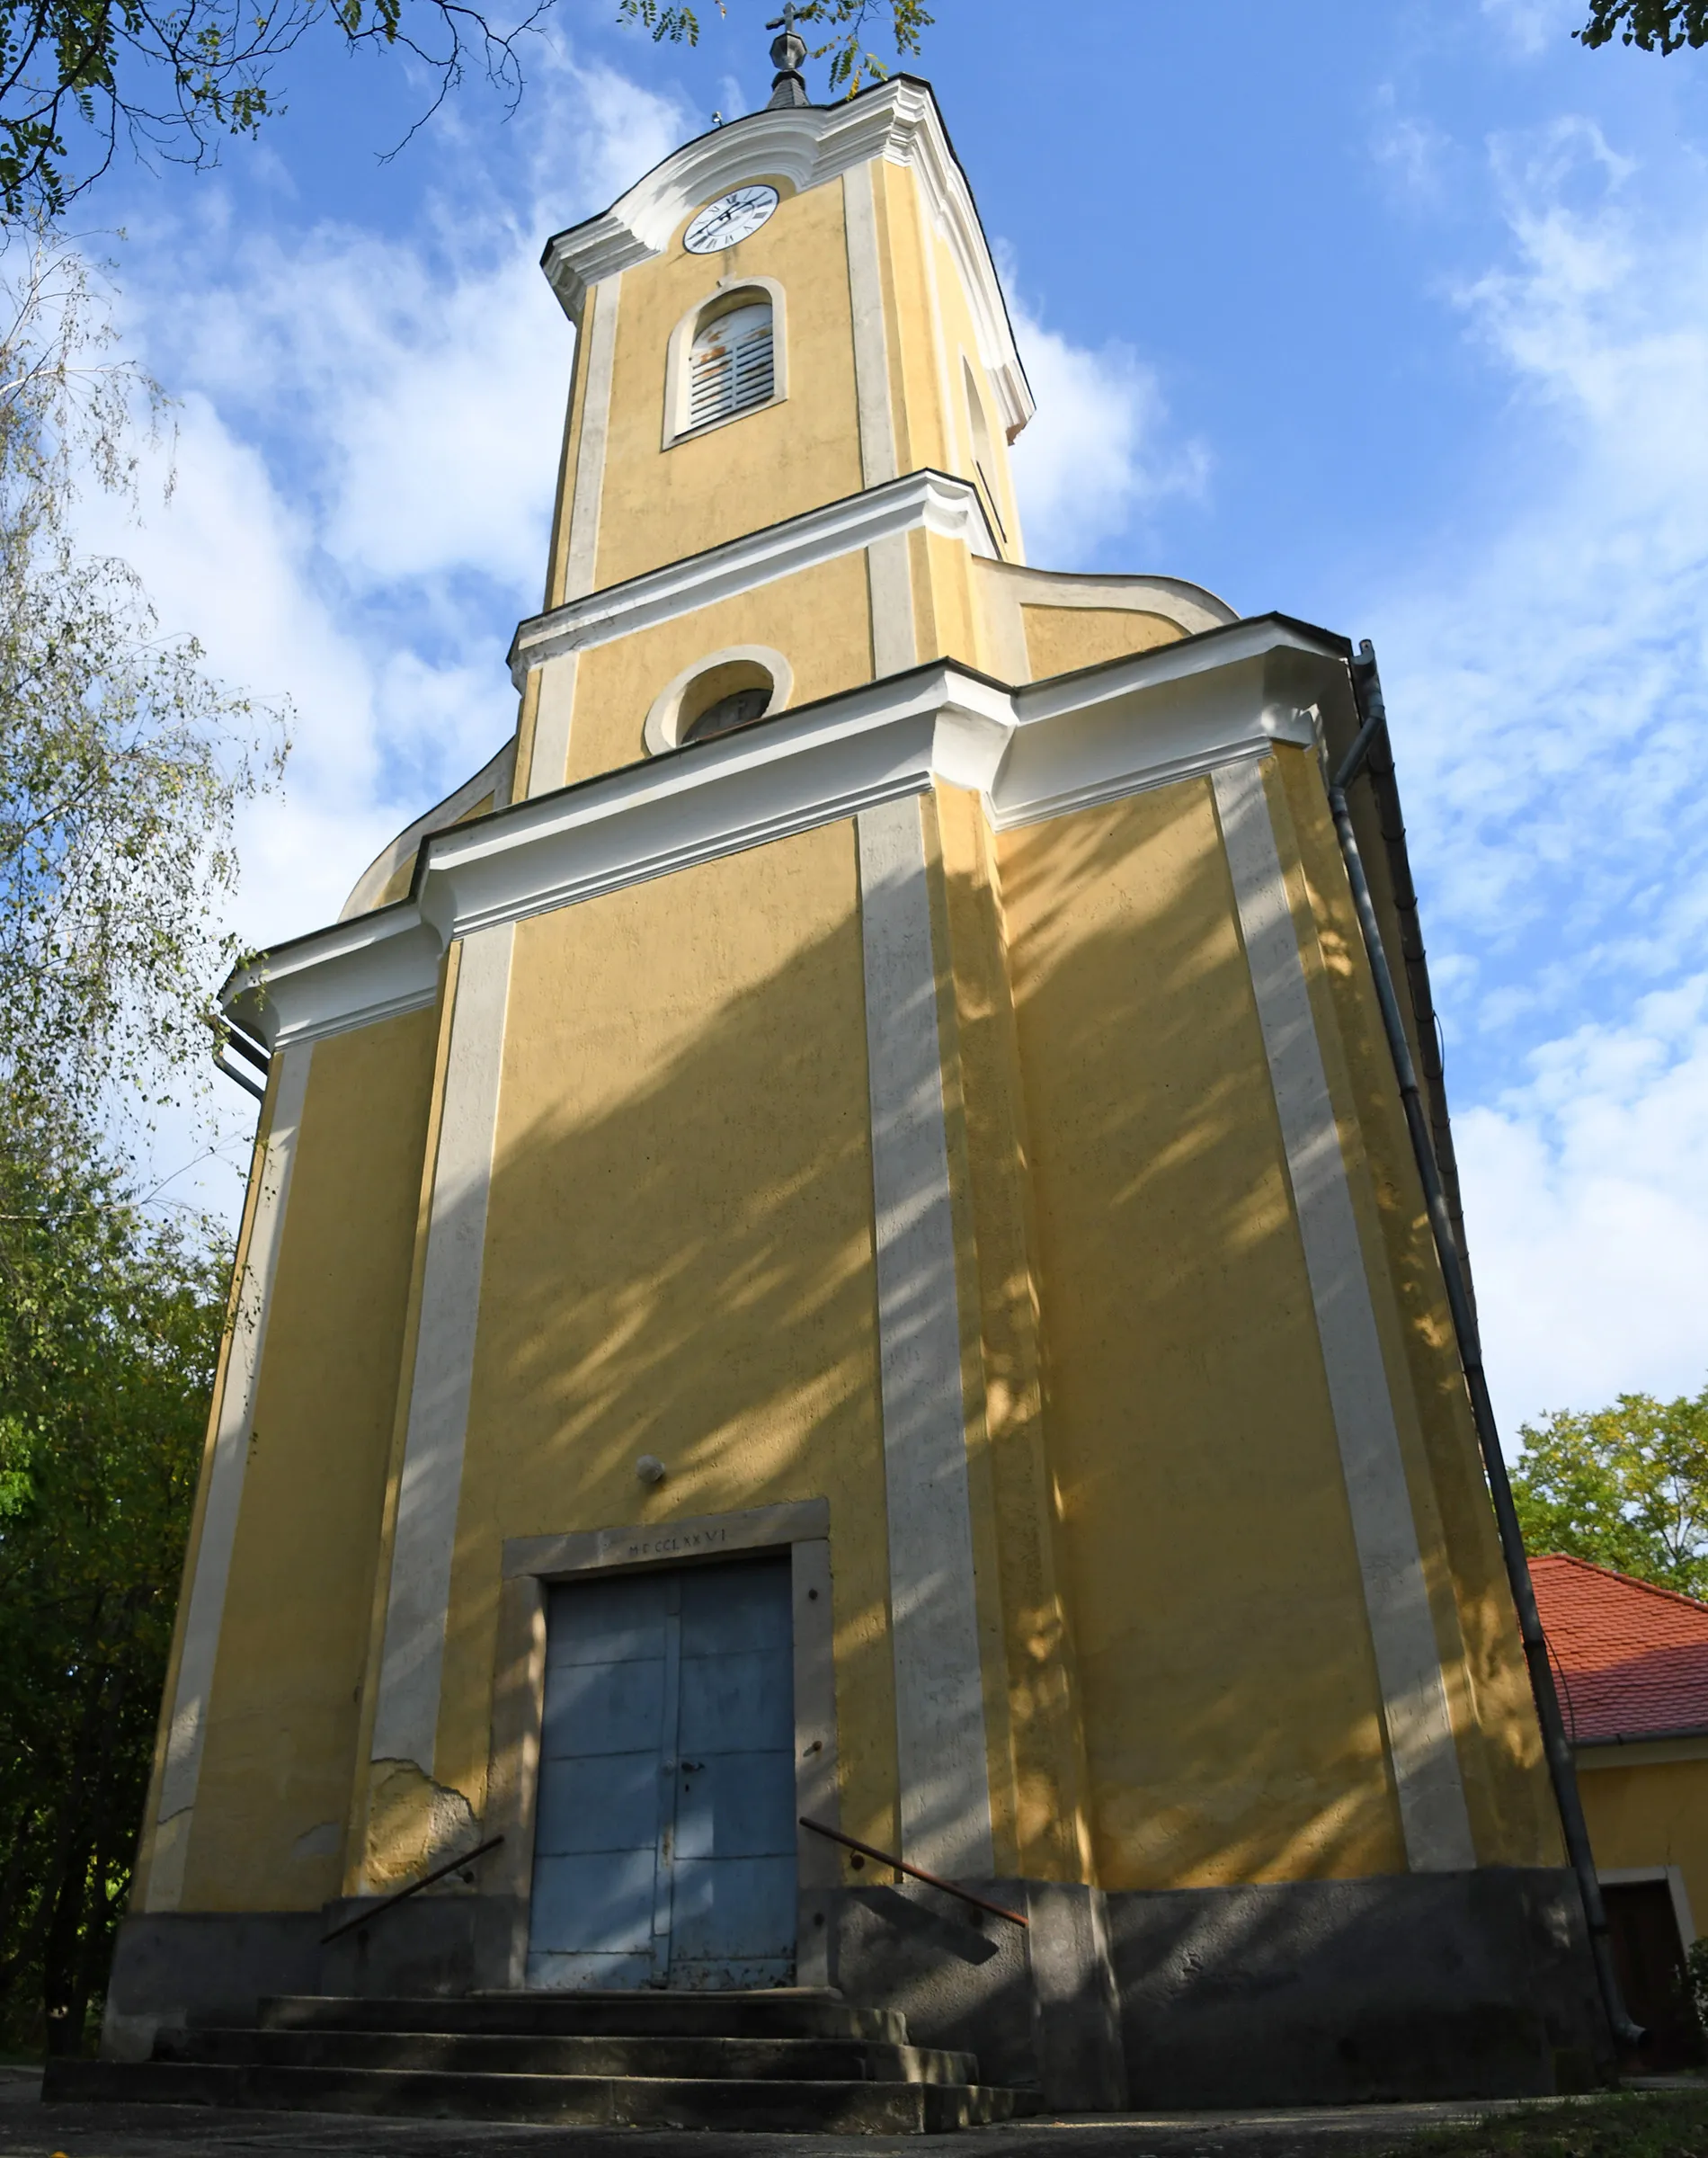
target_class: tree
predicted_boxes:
[0,1128,227,2056]
[0,226,280,2055]
[1512,1384,1708,1599]
[1578,1,1708,49]
[619,0,930,96]
[0,222,284,1124]
[0,0,928,222]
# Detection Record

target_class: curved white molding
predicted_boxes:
[539,78,1034,443]
[641,644,795,756]
[508,468,997,688]
[340,740,515,923]
[663,275,788,450]
[983,558,1240,637]
[226,616,1354,1057]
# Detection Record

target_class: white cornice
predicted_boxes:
[225,620,1354,1052]
[230,904,443,1054]
[538,78,1034,442]
[507,468,997,687]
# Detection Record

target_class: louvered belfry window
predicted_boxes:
[687,300,774,430]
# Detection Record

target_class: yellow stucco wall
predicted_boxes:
[1022,607,1184,681]
[591,179,865,591]
[998,772,1411,1888]
[912,527,989,676]
[1580,1750,1708,1945]
[179,1007,440,1911]
[556,551,875,789]
[423,820,908,1856]
[862,160,1021,552]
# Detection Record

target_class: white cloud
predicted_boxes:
[76,397,405,934]
[51,47,692,1217]
[1006,291,1208,571]
[1365,115,1708,1416]
[76,43,692,973]
[1370,88,1456,205]
[1480,0,1575,58]
[563,58,691,210]
[1458,979,1708,1427]
[1376,118,1708,1010]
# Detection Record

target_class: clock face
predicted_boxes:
[683,184,779,254]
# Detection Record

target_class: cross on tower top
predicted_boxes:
[764,1,809,107]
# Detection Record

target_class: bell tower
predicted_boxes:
[509,69,1035,795]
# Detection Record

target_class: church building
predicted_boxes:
[90,40,1609,2120]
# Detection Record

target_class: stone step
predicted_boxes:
[254,1991,910,2044]
[157,2024,981,2084]
[45,2058,1024,2132]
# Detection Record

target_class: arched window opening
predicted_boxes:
[641,646,794,757]
[678,659,775,745]
[964,357,1006,540]
[688,299,774,431]
[686,684,769,743]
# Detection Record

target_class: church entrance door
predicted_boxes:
[525,1555,797,1989]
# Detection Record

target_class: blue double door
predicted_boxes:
[526,1557,798,1989]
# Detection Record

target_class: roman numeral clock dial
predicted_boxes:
[683,184,779,254]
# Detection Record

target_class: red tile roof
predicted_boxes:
[1531,1554,1708,1746]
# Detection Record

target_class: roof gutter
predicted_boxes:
[1328,640,1641,2055]
[1577,1726,1708,1751]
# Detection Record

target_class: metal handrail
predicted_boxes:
[798,1816,1027,1927]
[320,1834,505,1945]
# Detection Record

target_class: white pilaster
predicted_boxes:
[147,1044,314,1912]
[867,535,918,680]
[563,276,622,604]
[843,162,897,488]
[527,653,578,799]
[369,922,515,1781]
[857,792,994,1879]
[1213,757,1476,1875]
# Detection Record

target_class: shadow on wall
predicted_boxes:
[997,777,1419,1889]
[440,777,1490,1893]
[342,782,1597,2103]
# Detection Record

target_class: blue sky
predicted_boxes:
[68,0,1708,1432]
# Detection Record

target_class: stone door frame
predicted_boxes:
[483,1498,840,1990]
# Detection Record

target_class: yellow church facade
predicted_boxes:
[104,74,1607,2107]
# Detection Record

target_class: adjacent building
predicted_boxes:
[1534,1553,1708,2065]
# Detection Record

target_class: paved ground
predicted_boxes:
[0,2070,1608,2158]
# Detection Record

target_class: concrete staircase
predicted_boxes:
[47,1990,1033,2132]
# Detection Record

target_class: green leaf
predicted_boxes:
[1513,1384,1708,1598]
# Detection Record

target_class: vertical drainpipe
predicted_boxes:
[1327,640,1641,2056]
